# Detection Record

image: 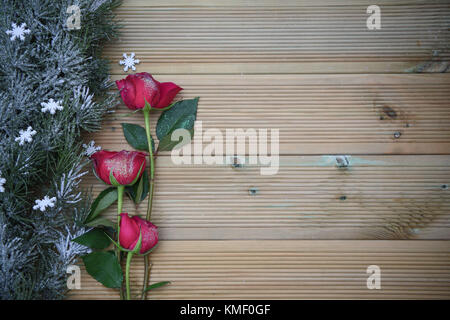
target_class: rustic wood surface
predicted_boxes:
[69,0,450,299]
[72,240,450,299]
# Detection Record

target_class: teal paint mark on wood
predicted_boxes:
[292,156,388,167]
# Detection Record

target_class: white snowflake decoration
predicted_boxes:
[33,195,57,212]
[15,126,37,145]
[119,52,140,72]
[41,98,63,114]
[0,171,6,193]
[82,140,101,157]
[5,22,31,41]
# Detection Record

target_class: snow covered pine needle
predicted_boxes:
[5,22,30,41]
[82,140,101,157]
[119,52,140,72]
[0,171,6,193]
[0,0,119,300]
[41,99,63,114]
[15,126,37,145]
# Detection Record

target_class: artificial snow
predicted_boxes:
[5,22,30,41]
[82,140,101,157]
[41,99,63,114]
[33,195,57,212]
[15,126,37,145]
[119,52,140,72]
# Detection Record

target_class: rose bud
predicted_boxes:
[91,150,146,186]
[115,72,182,110]
[119,213,159,254]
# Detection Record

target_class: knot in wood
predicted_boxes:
[335,156,350,168]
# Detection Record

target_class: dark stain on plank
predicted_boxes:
[382,105,397,119]
[248,187,259,195]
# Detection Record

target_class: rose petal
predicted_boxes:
[119,213,140,250]
[140,73,161,107]
[131,216,159,253]
[91,150,116,185]
[116,77,137,110]
[129,74,147,109]
[107,151,146,185]
[154,81,183,109]
[91,150,146,186]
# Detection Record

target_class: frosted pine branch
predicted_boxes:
[0,0,120,299]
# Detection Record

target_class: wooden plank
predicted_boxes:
[106,1,450,74]
[74,0,450,300]
[68,240,450,299]
[110,62,424,75]
[118,0,450,6]
[101,74,450,155]
[82,155,450,240]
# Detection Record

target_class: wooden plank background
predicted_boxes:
[69,0,450,299]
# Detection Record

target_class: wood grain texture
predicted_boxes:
[103,74,450,155]
[106,0,450,74]
[83,155,450,240]
[72,0,450,299]
[68,240,450,299]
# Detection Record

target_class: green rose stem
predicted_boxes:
[142,106,155,300]
[143,107,155,220]
[116,185,125,300]
[125,251,134,300]
[117,185,125,215]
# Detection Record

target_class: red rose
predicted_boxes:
[115,72,182,110]
[91,150,146,186]
[119,213,159,254]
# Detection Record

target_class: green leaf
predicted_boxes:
[158,101,177,111]
[156,98,199,151]
[126,170,149,204]
[135,172,145,202]
[109,168,121,187]
[86,187,117,223]
[131,228,143,254]
[82,251,123,288]
[159,128,194,152]
[122,123,155,152]
[85,216,115,229]
[72,229,111,250]
[143,281,171,293]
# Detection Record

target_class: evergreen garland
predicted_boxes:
[0,0,121,299]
